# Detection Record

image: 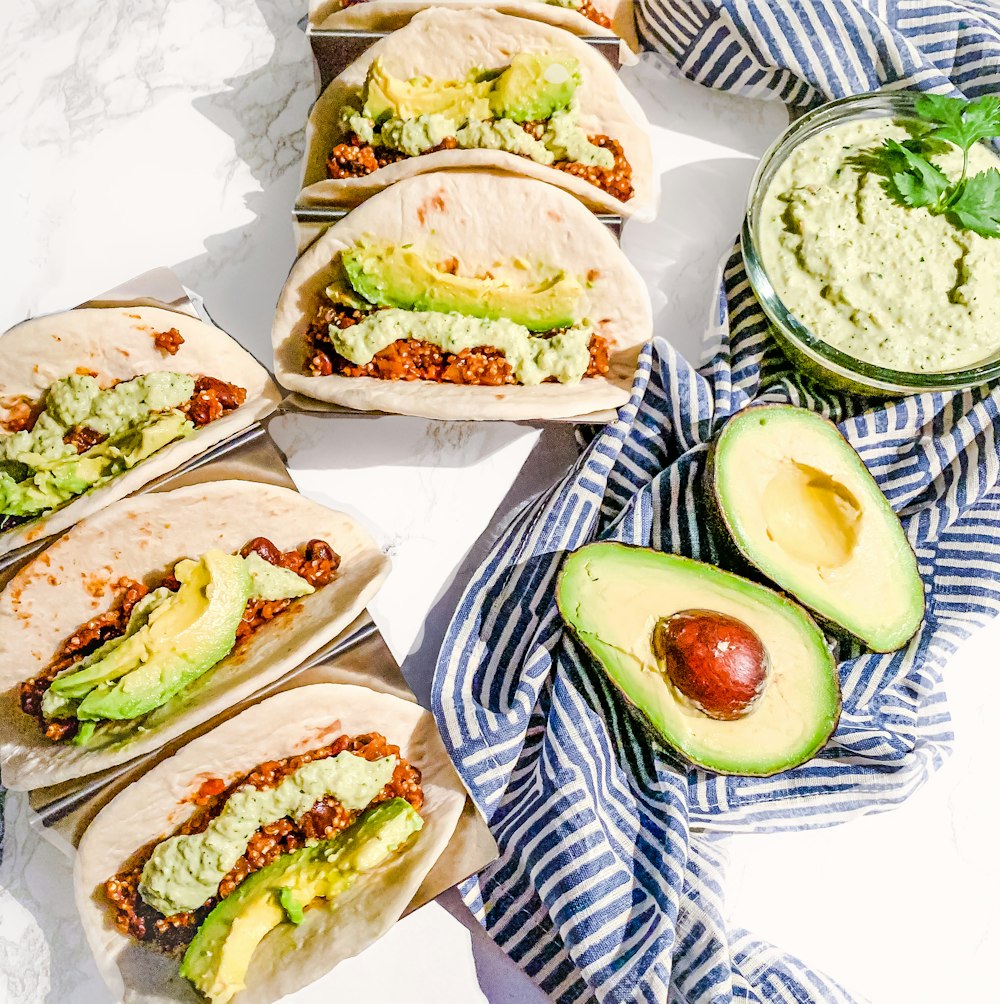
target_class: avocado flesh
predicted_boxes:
[711,406,924,652]
[361,52,579,125]
[65,550,252,723]
[556,544,840,776]
[179,799,423,1004]
[340,243,583,332]
[488,53,580,122]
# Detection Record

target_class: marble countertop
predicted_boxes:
[1,2,996,1002]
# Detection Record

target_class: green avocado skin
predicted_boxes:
[179,799,422,1003]
[705,404,925,653]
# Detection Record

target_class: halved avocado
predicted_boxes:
[556,543,840,776]
[709,405,924,652]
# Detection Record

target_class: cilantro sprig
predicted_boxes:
[879,94,1000,238]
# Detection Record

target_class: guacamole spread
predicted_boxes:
[758,118,1000,373]
[0,373,196,521]
[330,309,594,385]
[139,751,397,916]
[341,53,614,170]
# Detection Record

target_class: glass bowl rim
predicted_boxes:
[742,89,1000,393]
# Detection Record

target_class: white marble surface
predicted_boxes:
[2,2,995,1002]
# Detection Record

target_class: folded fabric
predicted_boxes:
[433,5,1000,1000]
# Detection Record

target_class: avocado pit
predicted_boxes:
[652,609,769,721]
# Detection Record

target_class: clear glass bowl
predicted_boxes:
[742,91,1000,396]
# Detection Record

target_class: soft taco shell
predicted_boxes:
[298,8,655,218]
[310,0,638,51]
[75,683,467,1003]
[0,306,281,557]
[274,170,652,419]
[0,481,390,790]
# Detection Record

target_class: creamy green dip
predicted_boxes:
[757,117,1000,373]
[0,372,197,520]
[139,751,396,916]
[330,309,594,385]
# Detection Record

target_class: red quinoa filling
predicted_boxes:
[327,129,634,203]
[105,732,423,954]
[19,537,340,742]
[303,303,611,385]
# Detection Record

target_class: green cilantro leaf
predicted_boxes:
[916,94,1000,152]
[278,887,306,925]
[883,138,950,207]
[948,167,1000,238]
[873,94,1000,237]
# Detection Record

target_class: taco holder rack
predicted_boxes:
[9,268,497,917]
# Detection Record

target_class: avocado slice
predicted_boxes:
[69,549,252,723]
[179,798,423,1004]
[362,57,493,122]
[709,405,924,652]
[556,543,840,776]
[488,53,580,123]
[340,242,583,332]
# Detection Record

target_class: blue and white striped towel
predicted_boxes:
[433,2,1000,1001]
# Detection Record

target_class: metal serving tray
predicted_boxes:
[309,27,621,88]
[7,269,497,908]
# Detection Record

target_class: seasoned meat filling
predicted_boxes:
[0,397,36,433]
[579,0,613,28]
[18,538,340,741]
[105,732,423,953]
[153,328,185,355]
[181,376,247,427]
[63,425,107,453]
[327,128,634,202]
[305,303,611,384]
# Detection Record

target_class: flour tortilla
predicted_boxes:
[298,8,655,219]
[275,170,652,419]
[310,0,639,51]
[0,482,390,790]
[0,306,280,558]
[75,684,467,1004]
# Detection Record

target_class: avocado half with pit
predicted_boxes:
[556,543,841,776]
[709,405,925,652]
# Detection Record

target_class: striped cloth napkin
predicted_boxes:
[432,2,1000,1001]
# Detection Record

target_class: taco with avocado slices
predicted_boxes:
[0,305,280,558]
[298,8,654,218]
[75,684,467,1004]
[274,171,652,420]
[309,0,637,50]
[0,481,390,790]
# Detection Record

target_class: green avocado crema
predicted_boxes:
[39,549,315,744]
[758,117,1000,373]
[341,52,614,169]
[139,751,397,916]
[0,372,197,520]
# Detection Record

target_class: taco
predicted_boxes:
[76,683,467,1004]
[298,8,655,218]
[0,481,390,790]
[309,0,638,50]
[274,171,652,420]
[0,305,280,558]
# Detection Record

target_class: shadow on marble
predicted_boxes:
[169,0,316,364]
[625,156,764,366]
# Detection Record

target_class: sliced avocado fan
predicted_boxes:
[180,798,422,1004]
[710,405,924,652]
[556,543,841,776]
